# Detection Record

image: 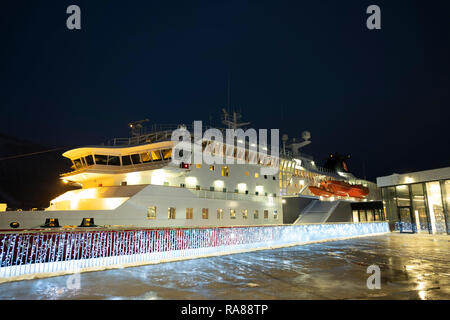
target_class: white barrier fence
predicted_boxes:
[0,222,389,281]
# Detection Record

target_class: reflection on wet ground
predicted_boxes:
[0,233,449,299]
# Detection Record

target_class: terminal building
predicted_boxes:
[377,167,450,234]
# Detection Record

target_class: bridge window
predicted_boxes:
[73,158,83,169]
[151,150,162,161]
[242,209,248,219]
[162,149,172,160]
[131,154,141,164]
[85,155,94,166]
[264,210,269,219]
[121,155,132,166]
[107,156,121,166]
[230,209,236,219]
[202,208,209,219]
[140,152,152,163]
[94,155,108,165]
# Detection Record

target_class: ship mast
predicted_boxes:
[221,109,250,130]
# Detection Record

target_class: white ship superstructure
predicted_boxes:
[0,112,380,230]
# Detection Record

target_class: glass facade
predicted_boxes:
[381,180,450,234]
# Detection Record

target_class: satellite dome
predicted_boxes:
[301,131,311,141]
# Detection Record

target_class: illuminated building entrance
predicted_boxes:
[377,167,450,234]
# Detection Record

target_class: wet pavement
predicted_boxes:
[0,233,449,300]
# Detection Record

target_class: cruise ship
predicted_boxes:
[0,111,389,280]
[0,111,382,231]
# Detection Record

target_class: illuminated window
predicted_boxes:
[151,150,162,161]
[221,166,229,177]
[245,171,249,176]
[242,209,248,219]
[162,149,172,160]
[254,172,259,178]
[141,152,152,163]
[186,208,193,219]
[264,210,269,219]
[202,208,209,219]
[168,207,176,219]
[273,210,278,219]
[196,164,202,168]
[147,206,157,220]
[230,209,236,219]
[217,208,223,220]
[352,210,359,223]
[254,210,259,219]
[210,165,215,171]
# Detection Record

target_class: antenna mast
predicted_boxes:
[128,119,149,137]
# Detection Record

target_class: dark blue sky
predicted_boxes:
[1,0,449,181]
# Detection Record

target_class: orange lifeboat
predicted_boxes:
[308,186,334,197]
[308,180,369,199]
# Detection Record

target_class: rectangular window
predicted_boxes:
[162,149,172,160]
[202,208,209,219]
[73,158,83,169]
[221,166,229,177]
[85,155,94,166]
[352,210,359,223]
[147,206,157,219]
[186,208,193,219]
[151,150,162,161]
[107,156,121,166]
[121,155,132,166]
[217,209,223,220]
[242,209,248,219]
[273,210,278,219]
[168,207,176,219]
[196,164,202,168]
[264,210,269,219]
[210,165,215,171]
[359,210,367,222]
[253,210,259,219]
[245,171,249,176]
[141,152,152,163]
[254,172,259,178]
[131,154,141,164]
[230,209,236,219]
[366,209,374,221]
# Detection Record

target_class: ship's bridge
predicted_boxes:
[61,141,176,185]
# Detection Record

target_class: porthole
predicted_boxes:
[10,222,20,229]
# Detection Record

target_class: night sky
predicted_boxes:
[1,0,449,181]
